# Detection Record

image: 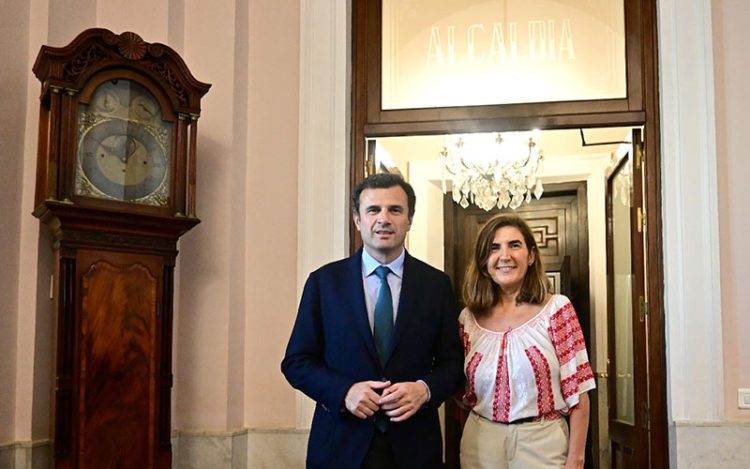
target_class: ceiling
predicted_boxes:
[373,126,636,165]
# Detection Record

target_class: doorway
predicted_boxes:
[351,0,667,465]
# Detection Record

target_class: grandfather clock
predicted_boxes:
[32,29,210,468]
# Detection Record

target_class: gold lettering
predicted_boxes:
[528,20,545,61]
[447,26,458,65]
[547,20,556,62]
[425,20,574,66]
[467,24,485,65]
[489,23,507,64]
[559,19,575,59]
[426,27,444,66]
[508,22,518,61]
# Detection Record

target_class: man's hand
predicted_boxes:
[344,381,391,419]
[378,382,429,422]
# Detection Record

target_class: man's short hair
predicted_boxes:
[351,173,416,218]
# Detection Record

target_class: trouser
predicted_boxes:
[460,411,569,469]
[361,430,398,469]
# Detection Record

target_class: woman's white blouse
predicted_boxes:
[458,294,595,423]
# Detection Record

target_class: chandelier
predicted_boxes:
[440,131,545,211]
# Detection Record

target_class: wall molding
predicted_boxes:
[670,422,750,467]
[0,439,51,469]
[173,429,308,468]
[0,432,310,469]
[296,0,351,429]
[658,0,724,426]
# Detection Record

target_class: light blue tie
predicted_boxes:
[373,266,393,367]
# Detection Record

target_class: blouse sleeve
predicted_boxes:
[458,308,470,357]
[547,297,596,409]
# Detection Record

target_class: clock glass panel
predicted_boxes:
[76,80,172,206]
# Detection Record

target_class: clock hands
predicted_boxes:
[100,135,139,164]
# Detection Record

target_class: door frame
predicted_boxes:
[349,1,668,466]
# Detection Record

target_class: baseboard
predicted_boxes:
[173,428,308,469]
[9,423,749,468]
[671,420,750,468]
[0,430,308,469]
[0,440,51,469]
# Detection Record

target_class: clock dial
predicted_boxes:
[79,119,168,200]
[76,80,172,206]
[92,89,120,113]
[131,95,158,121]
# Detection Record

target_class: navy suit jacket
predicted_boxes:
[281,249,464,469]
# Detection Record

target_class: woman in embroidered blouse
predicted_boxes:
[458,215,595,469]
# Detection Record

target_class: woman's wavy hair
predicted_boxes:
[463,215,549,316]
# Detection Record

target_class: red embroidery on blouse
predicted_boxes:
[561,363,595,399]
[492,331,511,422]
[532,411,563,423]
[577,362,594,383]
[459,322,471,356]
[464,351,483,407]
[525,346,555,416]
[548,302,587,365]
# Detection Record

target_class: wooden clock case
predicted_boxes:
[32,28,210,468]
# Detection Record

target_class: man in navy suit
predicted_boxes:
[281,173,464,468]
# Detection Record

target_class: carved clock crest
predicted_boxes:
[32,29,210,468]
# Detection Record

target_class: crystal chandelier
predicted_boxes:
[440,131,545,211]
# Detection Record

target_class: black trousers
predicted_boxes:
[361,430,398,469]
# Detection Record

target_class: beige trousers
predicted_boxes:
[460,412,569,469]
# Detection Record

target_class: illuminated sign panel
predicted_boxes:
[382,0,626,109]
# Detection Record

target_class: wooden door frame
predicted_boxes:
[350,1,668,467]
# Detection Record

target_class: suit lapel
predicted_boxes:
[346,250,379,364]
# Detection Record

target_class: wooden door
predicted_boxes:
[606,129,648,467]
[443,182,592,468]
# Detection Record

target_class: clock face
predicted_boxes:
[79,119,168,201]
[76,80,172,206]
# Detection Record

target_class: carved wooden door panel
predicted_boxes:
[444,183,589,339]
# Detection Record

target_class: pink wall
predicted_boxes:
[713,0,750,420]
[170,0,300,429]
[244,0,299,427]
[1,0,302,443]
[0,0,30,444]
